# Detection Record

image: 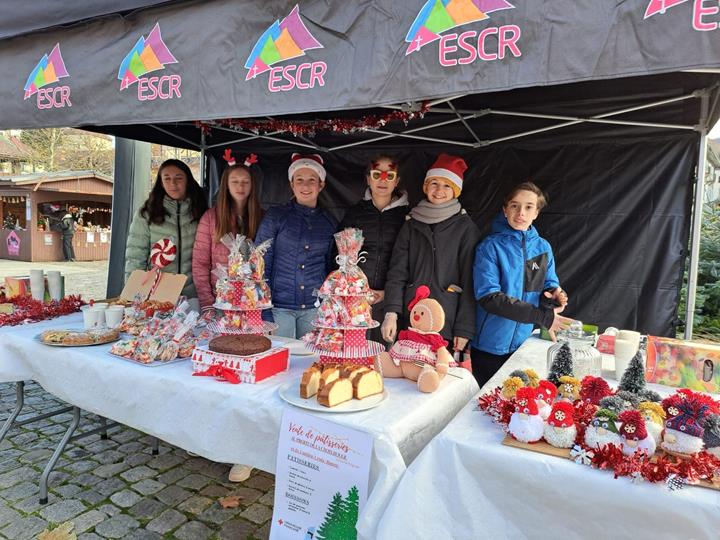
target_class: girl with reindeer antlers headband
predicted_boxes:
[192,149,264,312]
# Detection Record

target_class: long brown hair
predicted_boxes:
[214,164,262,242]
[140,159,207,225]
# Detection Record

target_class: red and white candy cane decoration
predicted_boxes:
[150,238,177,268]
[143,238,177,298]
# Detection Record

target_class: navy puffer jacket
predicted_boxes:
[256,201,337,310]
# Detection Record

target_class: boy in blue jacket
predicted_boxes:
[471,182,572,387]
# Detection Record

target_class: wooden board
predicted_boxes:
[119,270,186,304]
[502,436,719,491]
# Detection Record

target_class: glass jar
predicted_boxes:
[546,321,602,380]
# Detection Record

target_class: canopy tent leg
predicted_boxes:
[684,93,711,340]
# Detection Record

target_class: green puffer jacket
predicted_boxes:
[124,196,199,299]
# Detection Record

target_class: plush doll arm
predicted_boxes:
[435,346,451,375]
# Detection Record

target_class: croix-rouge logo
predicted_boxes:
[244,4,326,92]
[117,23,181,101]
[24,43,71,109]
[405,0,522,67]
[644,0,720,31]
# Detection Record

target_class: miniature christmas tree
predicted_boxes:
[548,342,573,386]
[619,350,646,394]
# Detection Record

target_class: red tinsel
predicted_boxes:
[0,294,84,327]
[477,387,720,487]
[194,102,430,138]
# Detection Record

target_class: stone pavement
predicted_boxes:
[0,382,274,539]
[0,260,110,302]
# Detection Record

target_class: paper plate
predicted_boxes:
[278,380,387,413]
[270,336,314,356]
[36,329,120,347]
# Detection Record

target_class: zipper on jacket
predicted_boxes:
[374,210,382,288]
[508,233,526,352]
[176,202,182,274]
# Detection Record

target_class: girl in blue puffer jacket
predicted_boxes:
[471,182,573,387]
[255,154,337,338]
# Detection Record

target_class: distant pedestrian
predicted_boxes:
[60,205,78,262]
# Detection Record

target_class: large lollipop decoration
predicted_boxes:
[144,237,177,299]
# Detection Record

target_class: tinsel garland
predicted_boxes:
[477,388,720,487]
[0,294,84,327]
[194,102,430,138]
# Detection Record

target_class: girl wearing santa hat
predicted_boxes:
[471,182,573,387]
[382,154,480,355]
[338,155,409,343]
[192,151,264,312]
[125,159,207,306]
[255,154,337,338]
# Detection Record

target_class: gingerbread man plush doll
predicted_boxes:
[375,285,454,393]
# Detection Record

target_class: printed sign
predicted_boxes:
[86,232,95,243]
[24,43,71,109]
[245,5,326,93]
[100,232,108,243]
[271,409,372,540]
[6,231,20,256]
[118,23,181,101]
[44,234,53,246]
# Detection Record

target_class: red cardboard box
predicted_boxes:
[596,334,615,354]
[191,345,289,383]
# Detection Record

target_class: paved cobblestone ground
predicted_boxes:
[0,382,274,539]
[0,259,109,302]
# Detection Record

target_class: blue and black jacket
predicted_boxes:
[471,213,560,355]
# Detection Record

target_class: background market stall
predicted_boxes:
[0,171,112,261]
[0,1,719,334]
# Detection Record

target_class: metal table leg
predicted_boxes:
[151,436,159,455]
[39,406,80,504]
[0,381,73,445]
[99,417,108,440]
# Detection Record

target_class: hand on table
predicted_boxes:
[381,312,398,343]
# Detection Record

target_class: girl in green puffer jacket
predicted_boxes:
[124,159,207,303]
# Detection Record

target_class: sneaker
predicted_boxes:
[186,450,199,457]
[228,464,253,483]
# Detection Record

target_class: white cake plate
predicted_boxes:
[278,380,387,413]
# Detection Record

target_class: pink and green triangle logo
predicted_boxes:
[24,44,69,99]
[117,23,178,90]
[644,0,689,19]
[405,0,514,55]
[244,4,323,81]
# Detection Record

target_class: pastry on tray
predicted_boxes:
[318,378,354,408]
[298,362,384,407]
[300,364,322,398]
[208,334,271,356]
[41,329,119,346]
[352,369,383,400]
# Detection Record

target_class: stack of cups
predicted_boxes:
[614,330,642,380]
[29,269,44,302]
[46,271,62,301]
[105,306,125,329]
[82,303,108,330]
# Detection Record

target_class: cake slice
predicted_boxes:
[319,366,341,391]
[317,378,354,408]
[352,370,384,400]
[341,364,367,379]
[300,365,322,399]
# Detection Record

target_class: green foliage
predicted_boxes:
[679,201,720,340]
[316,486,360,540]
[547,342,573,386]
[618,351,646,394]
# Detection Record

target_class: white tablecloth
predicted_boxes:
[376,337,720,540]
[0,314,478,540]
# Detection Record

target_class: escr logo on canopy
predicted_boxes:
[644,0,720,31]
[117,23,181,102]
[244,4,326,93]
[24,44,71,109]
[404,0,521,66]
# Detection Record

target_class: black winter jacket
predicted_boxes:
[384,210,481,341]
[338,192,409,290]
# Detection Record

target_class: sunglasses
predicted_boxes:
[369,169,398,182]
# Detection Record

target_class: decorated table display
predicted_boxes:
[0,293,83,327]
[377,336,720,540]
[302,228,385,366]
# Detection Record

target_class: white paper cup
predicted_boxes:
[614,338,638,381]
[46,271,62,301]
[82,305,100,329]
[105,306,125,329]
[29,269,45,301]
[92,302,109,310]
[90,306,107,328]
[617,330,641,352]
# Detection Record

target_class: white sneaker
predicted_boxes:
[186,450,199,457]
[228,464,253,482]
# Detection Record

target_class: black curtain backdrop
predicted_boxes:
[208,131,696,338]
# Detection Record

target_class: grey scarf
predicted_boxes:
[409,199,461,224]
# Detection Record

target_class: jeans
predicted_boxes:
[62,234,75,261]
[272,307,317,339]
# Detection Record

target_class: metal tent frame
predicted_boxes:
[144,87,715,338]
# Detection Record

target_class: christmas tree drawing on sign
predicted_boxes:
[315,486,360,540]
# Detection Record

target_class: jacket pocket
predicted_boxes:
[524,253,548,292]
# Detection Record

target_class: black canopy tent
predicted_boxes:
[1,0,719,337]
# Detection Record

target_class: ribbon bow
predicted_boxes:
[193,364,241,384]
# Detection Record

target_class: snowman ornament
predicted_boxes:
[584,408,622,449]
[508,387,544,443]
[543,401,577,448]
[618,410,656,456]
